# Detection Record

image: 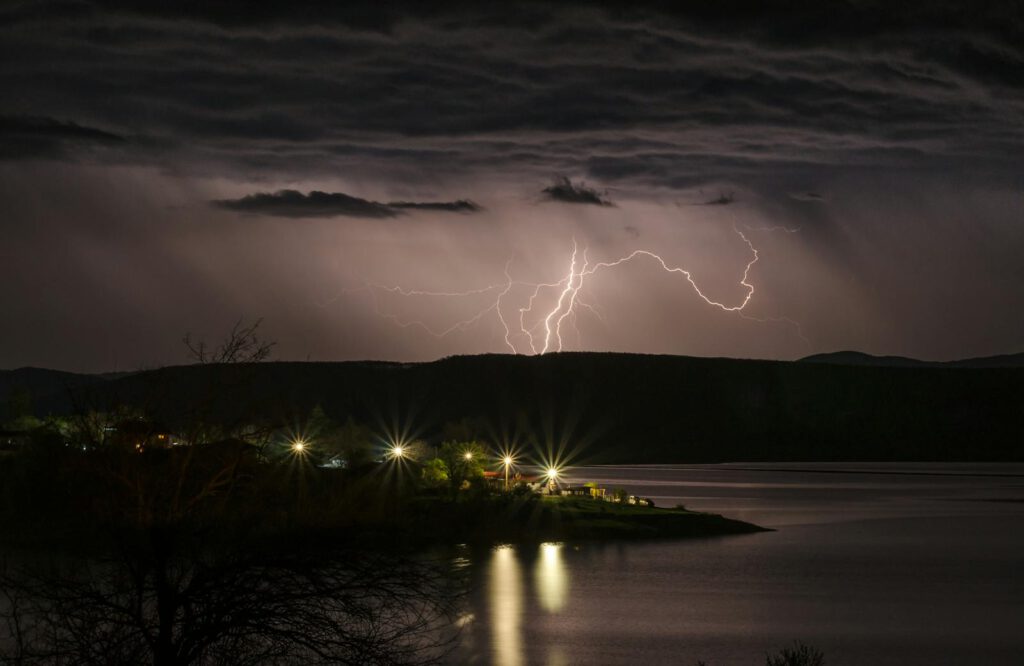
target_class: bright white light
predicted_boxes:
[391,445,405,459]
[464,451,474,461]
[291,440,306,453]
[503,456,513,466]
[546,467,559,480]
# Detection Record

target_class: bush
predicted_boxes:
[766,641,825,666]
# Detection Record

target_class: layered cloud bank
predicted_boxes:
[3,1,1022,187]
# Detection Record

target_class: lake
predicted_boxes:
[449,463,1024,665]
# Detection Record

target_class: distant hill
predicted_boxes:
[799,351,930,368]
[0,367,110,407]
[947,352,1024,369]
[800,350,1024,369]
[8,352,1023,464]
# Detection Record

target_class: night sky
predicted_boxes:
[2,1,1023,372]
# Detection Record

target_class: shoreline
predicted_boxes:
[401,495,769,547]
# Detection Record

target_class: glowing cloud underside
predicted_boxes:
[347,224,806,353]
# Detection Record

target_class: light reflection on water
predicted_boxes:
[488,543,568,666]
[535,543,568,612]
[455,463,1024,666]
[489,546,523,666]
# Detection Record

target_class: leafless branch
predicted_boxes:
[183,318,276,366]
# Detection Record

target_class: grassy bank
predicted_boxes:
[404,494,767,545]
[533,496,769,540]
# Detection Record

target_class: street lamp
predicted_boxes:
[502,455,514,491]
[545,466,561,492]
[391,445,405,459]
[291,439,307,454]
[463,451,474,461]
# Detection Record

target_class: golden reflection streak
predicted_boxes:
[489,546,524,666]
[535,542,569,613]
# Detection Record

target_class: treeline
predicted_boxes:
[0,404,531,543]
[21,352,1024,463]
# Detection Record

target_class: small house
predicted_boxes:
[559,483,609,499]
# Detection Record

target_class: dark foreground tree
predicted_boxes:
[2,544,458,665]
[182,318,276,365]
[433,441,486,499]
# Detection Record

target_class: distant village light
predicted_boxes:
[463,451,474,461]
[391,445,405,459]
[291,439,306,453]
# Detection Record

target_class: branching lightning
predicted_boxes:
[343,224,807,353]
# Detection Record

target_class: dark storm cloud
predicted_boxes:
[388,200,480,213]
[699,192,735,206]
[541,177,614,206]
[213,190,480,218]
[788,192,825,202]
[71,1,1024,45]
[1,0,1021,191]
[214,190,397,218]
[0,115,124,159]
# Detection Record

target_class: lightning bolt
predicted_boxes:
[341,224,807,353]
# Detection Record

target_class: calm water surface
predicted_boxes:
[450,463,1024,665]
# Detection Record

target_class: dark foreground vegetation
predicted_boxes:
[0,438,465,665]
[696,641,826,666]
